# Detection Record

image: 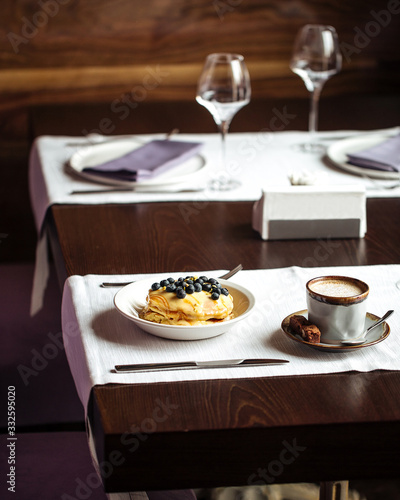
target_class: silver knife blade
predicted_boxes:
[70,188,134,195]
[114,358,289,373]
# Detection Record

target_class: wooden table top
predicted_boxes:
[49,198,400,492]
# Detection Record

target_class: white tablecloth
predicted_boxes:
[61,265,400,416]
[29,129,400,315]
[29,129,400,232]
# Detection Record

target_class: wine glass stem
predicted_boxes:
[219,120,230,170]
[309,86,322,142]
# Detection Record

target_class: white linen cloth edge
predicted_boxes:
[61,278,94,415]
[30,225,50,316]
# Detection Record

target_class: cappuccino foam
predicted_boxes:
[309,279,364,298]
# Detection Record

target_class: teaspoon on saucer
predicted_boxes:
[340,309,394,346]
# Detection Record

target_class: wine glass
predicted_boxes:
[196,53,251,190]
[290,24,342,153]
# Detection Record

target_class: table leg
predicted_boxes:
[319,481,349,500]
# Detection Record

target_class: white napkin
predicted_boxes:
[61,265,400,415]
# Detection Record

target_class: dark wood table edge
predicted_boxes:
[89,369,400,492]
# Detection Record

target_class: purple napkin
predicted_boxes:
[347,134,400,172]
[82,139,203,182]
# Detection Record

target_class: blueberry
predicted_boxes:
[211,291,220,300]
[176,288,186,299]
[151,282,161,291]
[168,277,175,283]
[186,285,195,294]
[199,276,208,282]
[165,284,176,293]
[208,278,217,284]
[194,283,202,292]
[202,283,212,292]
[221,287,229,296]
[160,279,169,287]
[195,278,204,285]
[185,279,194,285]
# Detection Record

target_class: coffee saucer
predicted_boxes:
[281,309,390,352]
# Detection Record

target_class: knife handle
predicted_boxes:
[115,361,197,372]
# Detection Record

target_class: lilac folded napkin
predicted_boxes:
[82,139,203,182]
[347,134,400,172]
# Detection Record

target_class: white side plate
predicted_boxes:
[326,132,400,180]
[68,139,209,189]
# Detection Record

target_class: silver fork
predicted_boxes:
[362,173,400,190]
[100,263,243,288]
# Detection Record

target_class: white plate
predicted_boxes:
[114,277,256,341]
[281,309,390,352]
[68,139,209,190]
[326,132,400,180]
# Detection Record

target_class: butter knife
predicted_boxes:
[114,358,289,373]
[70,188,134,194]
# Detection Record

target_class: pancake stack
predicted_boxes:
[140,275,234,326]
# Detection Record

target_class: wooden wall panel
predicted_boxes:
[0,0,399,139]
[1,0,399,65]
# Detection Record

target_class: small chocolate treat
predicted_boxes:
[289,314,321,344]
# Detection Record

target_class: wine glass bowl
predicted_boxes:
[196,53,251,190]
[290,25,342,152]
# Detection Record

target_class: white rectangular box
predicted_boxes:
[252,185,367,240]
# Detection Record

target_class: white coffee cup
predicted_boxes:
[306,275,369,344]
